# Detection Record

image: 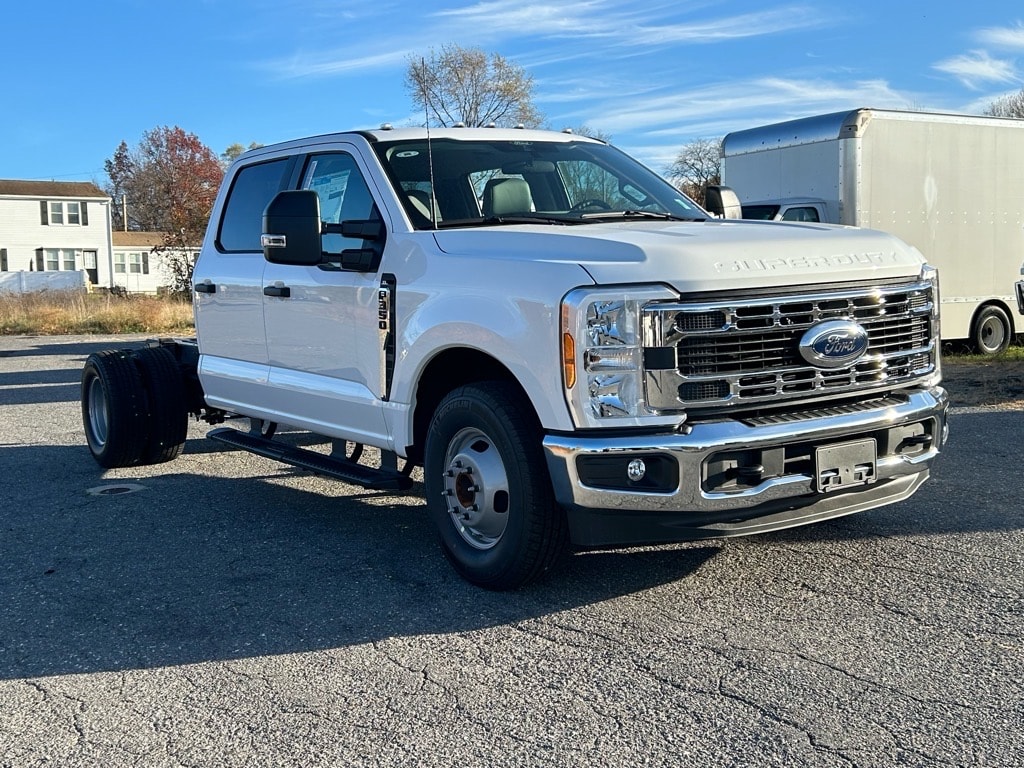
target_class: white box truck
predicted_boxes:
[719,108,1024,354]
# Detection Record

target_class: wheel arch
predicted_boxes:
[405,347,536,467]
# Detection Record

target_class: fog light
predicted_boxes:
[627,458,646,482]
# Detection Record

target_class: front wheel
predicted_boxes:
[424,382,567,590]
[972,305,1012,355]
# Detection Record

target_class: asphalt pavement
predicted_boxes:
[1,334,1021,767]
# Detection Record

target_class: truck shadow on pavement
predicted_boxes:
[0,336,155,360]
[1,407,1019,681]
[0,442,719,681]
[0,337,154,406]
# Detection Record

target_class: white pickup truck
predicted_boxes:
[81,127,948,589]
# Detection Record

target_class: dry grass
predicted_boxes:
[0,290,194,335]
[1,289,1021,408]
[941,351,1024,409]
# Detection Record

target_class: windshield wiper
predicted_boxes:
[580,210,705,222]
[436,214,586,229]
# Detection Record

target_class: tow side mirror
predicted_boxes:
[330,219,385,241]
[323,217,386,272]
[705,185,743,220]
[262,190,323,265]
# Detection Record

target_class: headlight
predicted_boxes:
[561,285,680,429]
[921,263,942,381]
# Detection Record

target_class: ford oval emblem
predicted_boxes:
[798,320,870,369]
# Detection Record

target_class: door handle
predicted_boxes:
[194,282,216,294]
[263,285,291,298]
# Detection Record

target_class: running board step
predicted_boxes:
[208,428,413,492]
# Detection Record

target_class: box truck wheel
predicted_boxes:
[424,382,568,590]
[972,305,1012,355]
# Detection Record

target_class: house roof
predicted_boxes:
[0,179,108,198]
[112,231,166,248]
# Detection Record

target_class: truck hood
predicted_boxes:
[431,218,926,293]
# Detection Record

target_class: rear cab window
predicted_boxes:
[217,158,293,252]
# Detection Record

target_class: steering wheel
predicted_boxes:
[567,198,612,214]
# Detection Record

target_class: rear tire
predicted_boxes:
[81,350,150,468]
[133,346,188,463]
[424,382,567,590]
[972,305,1012,355]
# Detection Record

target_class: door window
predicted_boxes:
[302,153,377,254]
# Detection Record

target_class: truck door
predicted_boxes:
[261,149,391,446]
[194,157,292,412]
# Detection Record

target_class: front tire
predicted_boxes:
[972,305,1012,355]
[424,382,567,590]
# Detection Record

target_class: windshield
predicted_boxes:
[372,137,705,229]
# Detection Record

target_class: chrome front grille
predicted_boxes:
[643,280,937,412]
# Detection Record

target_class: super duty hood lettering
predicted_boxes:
[433,220,924,293]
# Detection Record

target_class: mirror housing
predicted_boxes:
[704,185,743,220]
[337,219,384,240]
[262,190,323,265]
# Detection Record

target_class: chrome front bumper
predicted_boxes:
[543,387,949,546]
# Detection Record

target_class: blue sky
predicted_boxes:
[4,1,1023,186]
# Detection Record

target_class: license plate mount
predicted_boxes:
[815,438,877,493]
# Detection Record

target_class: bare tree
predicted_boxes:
[666,138,722,207]
[406,45,543,128]
[985,87,1024,118]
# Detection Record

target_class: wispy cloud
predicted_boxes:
[431,1,831,47]
[567,77,908,135]
[558,76,915,169]
[264,48,411,79]
[264,1,835,80]
[975,21,1024,50]
[933,50,1017,90]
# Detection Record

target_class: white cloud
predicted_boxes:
[431,1,831,48]
[571,77,908,135]
[975,21,1024,50]
[259,2,836,84]
[555,76,918,170]
[933,50,1017,90]
[264,48,411,79]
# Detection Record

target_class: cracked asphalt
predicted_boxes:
[1,334,1021,767]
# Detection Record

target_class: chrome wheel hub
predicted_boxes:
[441,427,510,550]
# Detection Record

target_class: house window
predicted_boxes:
[42,201,86,226]
[43,248,78,270]
[114,251,148,274]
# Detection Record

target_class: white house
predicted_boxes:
[0,179,112,287]
[1,180,198,294]
[111,231,200,294]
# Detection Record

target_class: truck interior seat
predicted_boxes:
[482,178,534,217]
